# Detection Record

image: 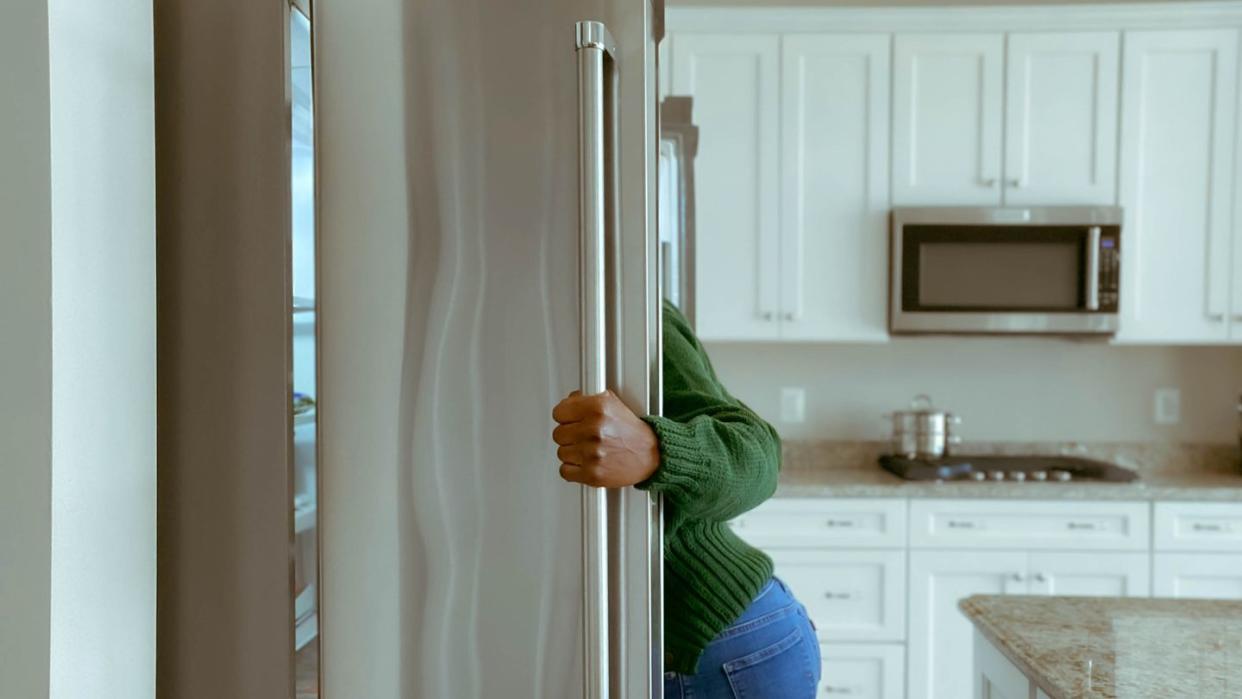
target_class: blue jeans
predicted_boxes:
[664,577,820,699]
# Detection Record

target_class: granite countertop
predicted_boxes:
[776,440,1242,501]
[960,595,1242,699]
[777,467,1242,501]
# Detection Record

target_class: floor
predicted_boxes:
[296,639,319,699]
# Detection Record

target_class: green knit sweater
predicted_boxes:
[637,300,781,674]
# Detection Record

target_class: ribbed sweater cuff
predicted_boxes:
[636,415,710,501]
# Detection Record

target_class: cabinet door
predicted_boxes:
[672,34,781,340]
[1116,30,1238,343]
[909,551,1028,699]
[1154,553,1242,599]
[1004,32,1120,205]
[820,643,904,699]
[779,35,890,341]
[1028,551,1151,597]
[893,34,1004,206]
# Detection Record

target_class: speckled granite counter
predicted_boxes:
[960,595,1242,699]
[777,440,1242,501]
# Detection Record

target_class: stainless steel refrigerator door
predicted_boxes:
[316,0,661,697]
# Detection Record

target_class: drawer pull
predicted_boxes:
[825,519,857,528]
[823,687,855,695]
[1066,522,1098,531]
[946,520,977,530]
[823,591,854,600]
[1192,522,1229,533]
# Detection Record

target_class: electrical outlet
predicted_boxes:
[1154,388,1181,425]
[780,387,806,424]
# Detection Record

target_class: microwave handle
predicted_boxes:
[1084,226,1101,311]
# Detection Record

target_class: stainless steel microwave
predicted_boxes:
[890,207,1122,335]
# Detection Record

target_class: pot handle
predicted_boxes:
[910,394,934,410]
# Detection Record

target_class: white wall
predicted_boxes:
[47,1,156,697]
[0,1,156,696]
[0,1,54,697]
[708,340,1242,444]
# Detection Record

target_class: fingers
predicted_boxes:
[558,461,607,487]
[552,390,609,424]
[552,421,600,446]
[559,462,589,485]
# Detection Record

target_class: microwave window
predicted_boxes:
[917,242,1080,309]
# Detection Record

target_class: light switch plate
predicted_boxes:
[780,387,806,424]
[1154,388,1181,425]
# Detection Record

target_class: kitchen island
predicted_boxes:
[961,594,1242,698]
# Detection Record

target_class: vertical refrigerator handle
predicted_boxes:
[576,20,616,699]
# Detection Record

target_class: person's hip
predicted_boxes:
[664,577,821,699]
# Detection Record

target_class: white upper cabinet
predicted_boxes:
[1116,29,1238,343]
[671,34,781,340]
[779,34,891,341]
[1004,32,1119,205]
[893,34,1005,206]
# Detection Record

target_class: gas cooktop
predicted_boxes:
[879,454,1140,483]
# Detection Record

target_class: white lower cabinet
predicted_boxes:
[773,549,906,642]
[731,498,1242,699]
[820,643,904,699]
[1153,553,1242,599]
[908,550,1027,699]
[911,549,1151,699]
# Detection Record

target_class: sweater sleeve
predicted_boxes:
[635,303,781,522]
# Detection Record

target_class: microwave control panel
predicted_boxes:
[1097,233,1120,310]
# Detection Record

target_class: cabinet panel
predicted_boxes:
[732,498,907,549]
[1155,502,1242,552]
[893,34,1005,206]
[820,643,904,699]
[974,630,1031,699]
[772,549,906,642]
[672,34,781,340]
[909,499,1149,551]
[909,551,1028,699]
[1004,32,1120,205]
[1154,553,1242,599]
[779,34,890,341]
[1028,551,1151,597]
[1116,30,1237,343]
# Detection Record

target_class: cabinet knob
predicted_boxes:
[1208,313,1226,322]
[1006,178,1023,188]
[1010,573,1025,582]
[761,311,774,321]
[980,177,998,187]
[1033,573,1047,583]
[783,312,795,321]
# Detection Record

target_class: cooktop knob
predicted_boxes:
[970,471,987,481]
[1032,471,1048,481]
[989,470,1006,481]
[1053,470,1073,482]
[1010,471,1027,482]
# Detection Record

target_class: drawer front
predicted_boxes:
[1154,502,1242,552]
[819,643,904,699]
[733,498,907,549]
[773,550,906,642]
[909,499,1149,551]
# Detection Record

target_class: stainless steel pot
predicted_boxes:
[885,394,962,459]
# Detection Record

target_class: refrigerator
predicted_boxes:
[313,0,665,697]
